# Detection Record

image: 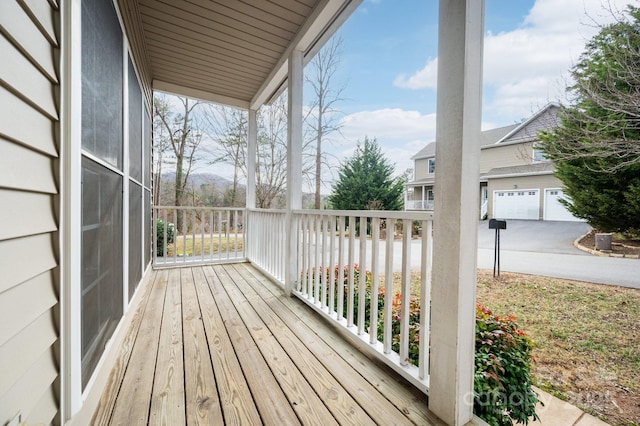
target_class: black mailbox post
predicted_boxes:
[488,219,507,277]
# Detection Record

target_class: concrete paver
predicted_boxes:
[532,387,609,425]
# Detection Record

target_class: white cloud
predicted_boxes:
[392,0,628,123]
[340,108,436,142]
[330,108,436,177]
[393,57,438,89]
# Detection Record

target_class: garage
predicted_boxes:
[544,188,583,221]
[493,190,539,220]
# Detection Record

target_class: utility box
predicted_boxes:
[488,219,507,230]
[595,233,613,251]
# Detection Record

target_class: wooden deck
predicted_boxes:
[92,263,443,425]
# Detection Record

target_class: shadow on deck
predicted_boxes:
[91,263,444,425]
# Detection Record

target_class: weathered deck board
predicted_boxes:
[109,269,167,425]
[221,264,375,425]
[190,266,262,424]
[211,265,341,425]
[202,265,300,425]
[181,267,224,424]
[93,264,442,425]
[149,268,185,425]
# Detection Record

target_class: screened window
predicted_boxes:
[129,182,143,300]
[81,158,123,389]
[129,57,142,181]
[143,106,151,188]
[144,189,152,268]
[81,0,123,169]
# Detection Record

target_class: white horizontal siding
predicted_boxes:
[0,0,57,82]
[20,0,58,46]
[0,86,57,156]
[0,233,57,294]
[0,311,57,396]
[0,271,58,347]
[0,189,58,241]
[0,0,59,425]
[0,350,58,424]
[0,137,57,193]
[0,35,58,119]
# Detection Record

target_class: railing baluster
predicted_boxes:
[347,215,355,327]
[357,216,367,335]
[399,219,411,366]
[314,215,321,304]
[384,218,394,354]
[328,215,336,316]
[191,210,196,262]
[173,209,177,265]
[200,209,205,263]
[370,217,380,345]
[209,210,214,262]
[337,215,345,320]
[321,215,328,309]
[226,210,231,260]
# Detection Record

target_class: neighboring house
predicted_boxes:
[406,104,583,221]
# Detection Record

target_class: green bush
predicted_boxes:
[156,219,175,256]
[474,304,540,425]
[306,265,541,425]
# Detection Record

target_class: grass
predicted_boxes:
[475,271,640,426]
[384,269,640,425]
[166,234,244,256]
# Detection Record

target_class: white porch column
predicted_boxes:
[429,1,485,425]
[285,49,303,295]
[247,108,257,208]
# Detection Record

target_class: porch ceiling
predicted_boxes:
[123,0,359,109]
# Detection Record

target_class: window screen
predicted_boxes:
[144,189,152,268]
[129,182,143,300]
[81,157,123,389]
[81,0,123,169]
[129,57,142,181]
[143,106,151,188]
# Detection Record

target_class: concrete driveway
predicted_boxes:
[477,220,640,289]
[477,220,590,255]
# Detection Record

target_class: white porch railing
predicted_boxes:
[152,206,434,394]
[480,199,488,219]
[153,206,245,267]
[405,199,434,211]
[245,208,287,282]
[292,209,434,393]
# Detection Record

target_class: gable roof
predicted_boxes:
[487,103,560,148]
[411,123,518,160]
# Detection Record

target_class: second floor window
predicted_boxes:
[532,147,548,163]
[428,158,435,173]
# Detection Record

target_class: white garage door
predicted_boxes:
[493,190,539,220]
[544,189,583,221]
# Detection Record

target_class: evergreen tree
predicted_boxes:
[539,6,640,235]
[328,137,405,211]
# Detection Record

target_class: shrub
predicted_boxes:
[474,303,540,425]
[306,265,541,425]
[156,219,175,256]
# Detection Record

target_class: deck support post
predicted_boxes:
[246,108,257,260]
[247,108,257,209]
[429,1,485,425]
[285,49,303,295]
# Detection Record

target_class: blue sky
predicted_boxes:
[316,0,630,181]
